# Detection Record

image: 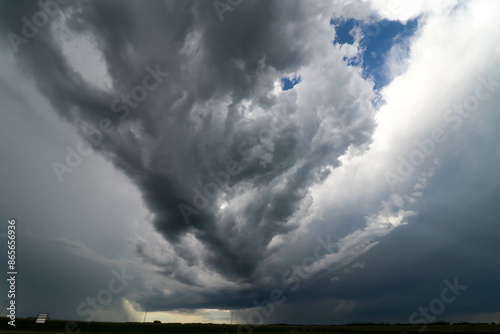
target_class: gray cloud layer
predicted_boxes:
[1,0,500,325]
[1,0,375,281]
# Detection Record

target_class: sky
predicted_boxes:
[0,0,500,327]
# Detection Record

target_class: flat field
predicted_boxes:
[1,318,499,333]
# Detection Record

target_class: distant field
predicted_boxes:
[1,318,500,333]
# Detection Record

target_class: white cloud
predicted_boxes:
[281,0,500,283]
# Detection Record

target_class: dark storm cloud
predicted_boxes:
[0,0,376,288]
[246,81,500,324]
[3,0,500,326]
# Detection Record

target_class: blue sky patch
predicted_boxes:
[332,18,357,45]
[281,75,302,91]
[333,17,419,90]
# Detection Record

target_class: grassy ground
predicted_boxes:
[0,318,499,333]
